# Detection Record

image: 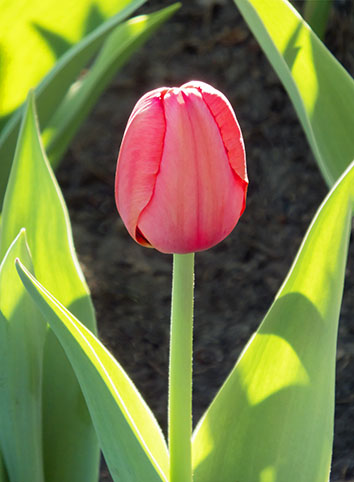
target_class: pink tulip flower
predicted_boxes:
[115,80,248,254]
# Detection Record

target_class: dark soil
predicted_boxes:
[56,1,354,480]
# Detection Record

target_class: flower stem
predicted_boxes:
[168,253,195,482]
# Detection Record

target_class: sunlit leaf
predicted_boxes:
[0,93,99,482]
[192,161,354,482]
[0,0,146,210]
[16,259,169,482]
[43,3,181,165]
[233,0,354,186]
[0,0,143,124]
[0,230,45,482]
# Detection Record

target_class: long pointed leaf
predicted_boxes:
[0,0,146,210]
[16,260,169,482]
[44,3,181,164]
[192,161,354,481]
[233,0,354,186]
[0,93,99,481]
[0,0,144,124]
[0,230,45,482]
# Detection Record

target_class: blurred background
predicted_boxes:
[49,1,354,480]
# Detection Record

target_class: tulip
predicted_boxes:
[115,80,248,254]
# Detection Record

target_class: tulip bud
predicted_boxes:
[115,80,248,254]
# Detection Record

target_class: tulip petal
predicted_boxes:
[183,81,248,185]
[138,86,245,253]
[115,88,167,246]
[193,81,248,218]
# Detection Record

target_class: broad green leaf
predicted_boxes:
[0,230,45,482]
[0,0,143,124]
[192,161,354,482]
[44,3,181,165]
[304,0,332,39]
[233,0,354,186]
[16,260,169,482]
[0,93,99,481]
[0,0,146,210]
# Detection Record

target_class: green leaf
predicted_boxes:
[16,260,169,482]
[303,0,332,40]
[233,0,354,186]
[43,3,181,165]
[0,455,9,482]
[0,0,146,210]
[0,93,99,481]
[0,0,144,124]
[0,230,45,482]
[192,161,354,482]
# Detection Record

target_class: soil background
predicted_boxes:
[56,1,354,480]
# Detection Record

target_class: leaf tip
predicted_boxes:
[14,256,26,277]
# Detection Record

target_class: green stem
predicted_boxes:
[168,253,195,482]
